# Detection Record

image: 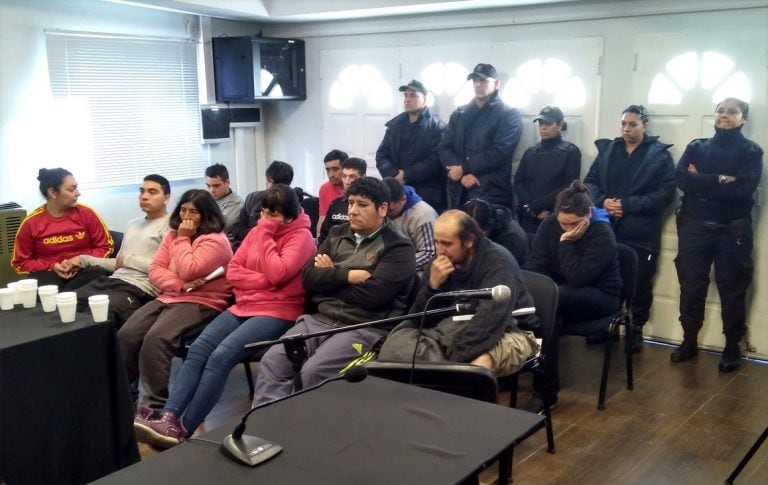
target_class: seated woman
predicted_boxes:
[133,184,315,449]
[522,180,621,412]
[118,189,233,415]
[461,198,529,265]
[12,167,113,290]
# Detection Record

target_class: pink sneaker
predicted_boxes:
[133,412,188,450]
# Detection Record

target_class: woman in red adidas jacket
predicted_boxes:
[12,167,113,290]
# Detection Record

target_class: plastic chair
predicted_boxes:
[498,270,557,452]
[562,243,638,410]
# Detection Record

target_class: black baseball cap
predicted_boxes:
[398,79,427,96]
[467,63,498,81]
[533,105,565,124]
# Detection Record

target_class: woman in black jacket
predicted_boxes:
[514,106,581,234]
[584,105,675,352]
[523,180,620,412]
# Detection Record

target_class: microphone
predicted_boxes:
[220,365,368,466]
[433,285,511,302]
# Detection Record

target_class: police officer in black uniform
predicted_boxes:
[672,98,763,372]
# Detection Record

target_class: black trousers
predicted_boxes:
[675,216,754,340]
[26,267,110,291]
[629,246,660,327]
[76,276,153,329]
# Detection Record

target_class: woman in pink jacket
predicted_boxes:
[134,184,315,449]
[119,189,233,413]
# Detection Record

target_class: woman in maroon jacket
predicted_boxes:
[118,189,233,414]
[134,184,315,449]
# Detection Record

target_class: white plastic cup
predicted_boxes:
[6,282,20,305]
[56,292,78,323]
[17,279,38,308]
[18,287,37,309]
[17,279,38,290]
[38,285,59,313]
[88,294,110,323]
[0,288,14,310]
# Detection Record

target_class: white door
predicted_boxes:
[631,30,768,356]
[321,48,402,178]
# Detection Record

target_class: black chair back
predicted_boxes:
[109,230,124,255]
[364,361,499,403]
[300,195,319,238]
[520,270,559,340]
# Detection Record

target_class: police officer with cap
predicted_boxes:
[376,79,447,213]
[439,63,522,210]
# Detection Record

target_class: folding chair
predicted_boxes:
[562,243,638,410]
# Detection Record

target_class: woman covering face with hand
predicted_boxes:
[118,189,234,415]
[133,184,316,449]
[521,179,621,412]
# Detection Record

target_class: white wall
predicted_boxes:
[0,0,206,230]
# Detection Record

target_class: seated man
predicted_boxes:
[317,157,367,244]
[382,177,437,275]
[252,177,416,405]
[379,210,538,376]
[69,174,171,328]
[226,160,295,251]
[205,163,243,228]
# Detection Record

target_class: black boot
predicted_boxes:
[671,337,698,363]
[719,337,742,373]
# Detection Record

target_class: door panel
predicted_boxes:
[632,30,767,355]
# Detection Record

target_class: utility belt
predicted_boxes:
[676,208,752,242]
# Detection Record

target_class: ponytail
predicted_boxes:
[555,180,593,217]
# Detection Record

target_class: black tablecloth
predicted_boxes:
[0,307,140,483]
[96,376,543,485]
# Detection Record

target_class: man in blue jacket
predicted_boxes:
[376,79,447,213]
[584,105,675,352]
[439,63,522,210]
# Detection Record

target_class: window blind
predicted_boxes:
[45,32,204,189]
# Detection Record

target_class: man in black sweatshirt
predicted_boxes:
[379,210,538,376]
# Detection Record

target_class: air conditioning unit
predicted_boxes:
[0,208,26,285]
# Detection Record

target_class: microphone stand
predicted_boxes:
[244,303,472,392]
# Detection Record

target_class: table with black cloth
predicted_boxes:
[0,307,140,483]
[95,376,544,484]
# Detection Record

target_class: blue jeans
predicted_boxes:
[163,310,292,431]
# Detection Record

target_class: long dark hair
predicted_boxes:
[555,180,593,217]
[37,167,73,199]
[169,189,225,234]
